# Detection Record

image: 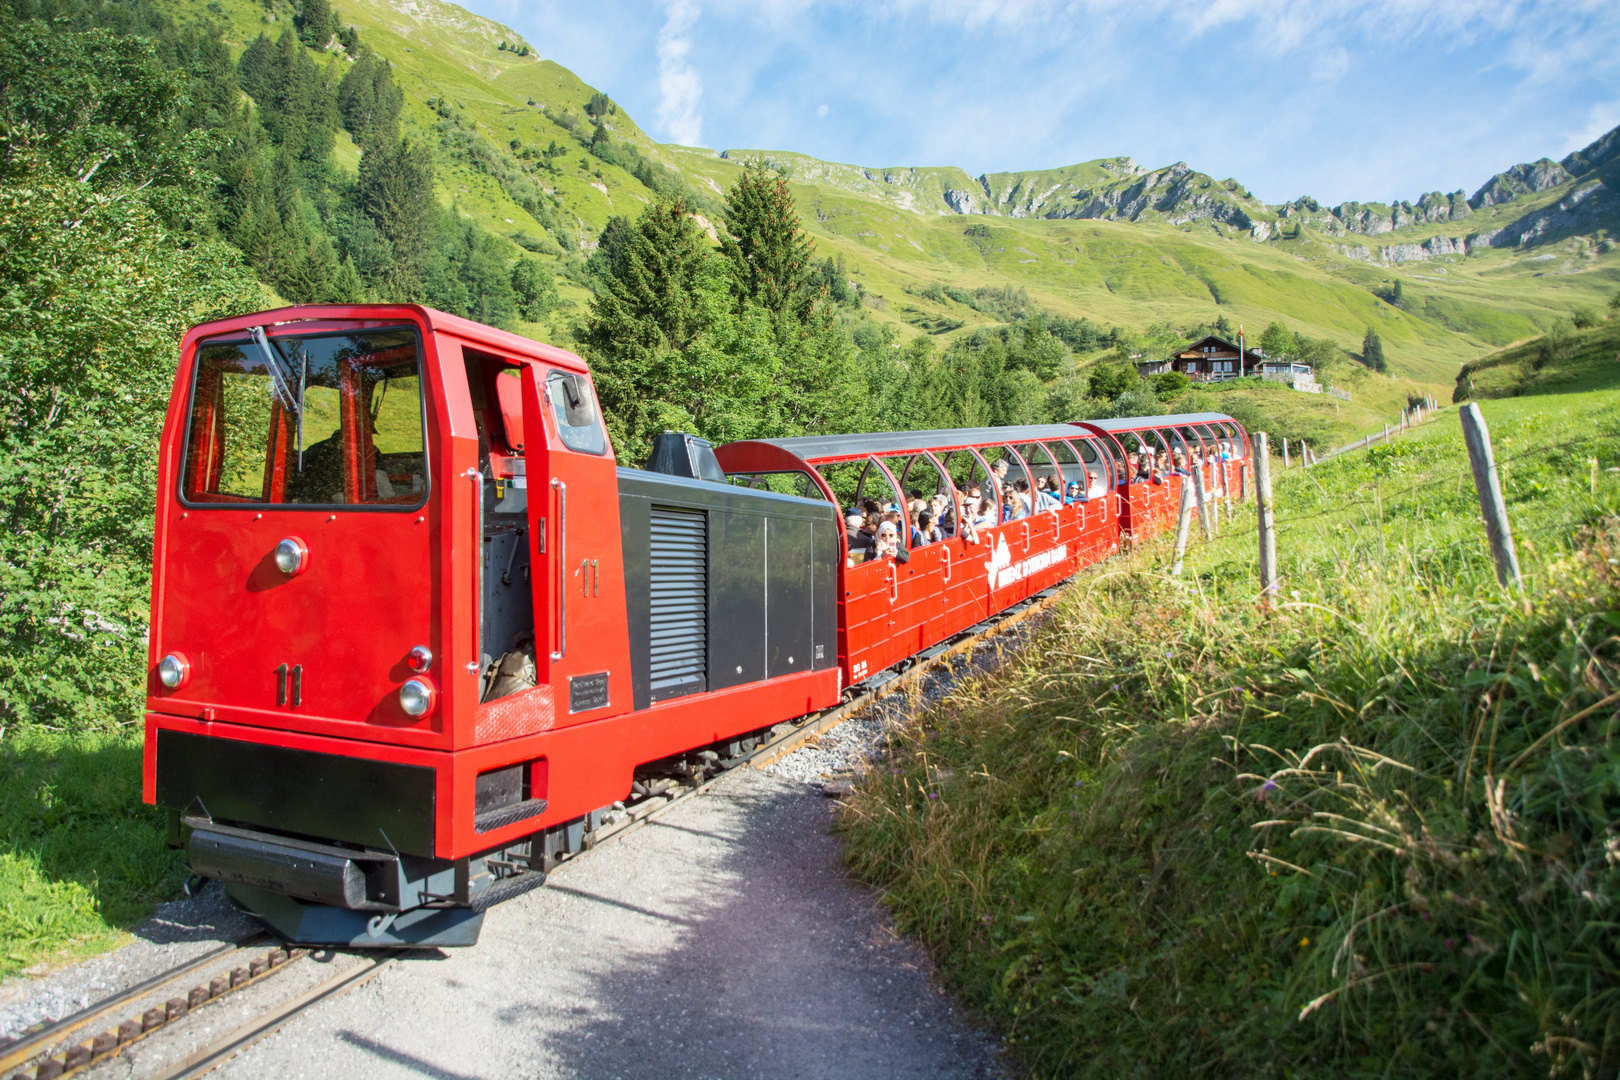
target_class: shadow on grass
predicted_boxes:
[0,727,188,976]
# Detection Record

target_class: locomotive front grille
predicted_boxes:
[647,507,707,701]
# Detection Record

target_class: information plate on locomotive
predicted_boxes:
[569,672,610,713]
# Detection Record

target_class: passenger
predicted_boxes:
[1012,478,1033,516]
[992,458,1010,485]
[861,498,882,520]
[875,521,900,560]
[1065,480,1086,504]
[972,496,997,528]
[917,509,943,544]
[846,511,875,562]
[1034,477,1059,511]
[1171,449,1188,476]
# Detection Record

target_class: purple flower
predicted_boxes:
[928,792,938,799]
[1445,938,1455,950]
[1112,684,1120,691]
[1262,780,1277,792]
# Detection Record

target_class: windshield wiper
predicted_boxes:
[249,326,301,420]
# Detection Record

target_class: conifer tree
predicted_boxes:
[357,136,436,288]
[1362,327,1387,372]
[721,159,818,322]
[582,199,714,457]
[297,0,333,49]
[337,48,403,147]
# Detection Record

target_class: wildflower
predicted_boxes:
[1445,938,1455,950]
[1112,684,1120,691]
[1262,780,1277,792]
[1299,937,1311,948]
[928,792,938,800]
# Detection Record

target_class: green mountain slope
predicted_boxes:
[158,0,1620,395]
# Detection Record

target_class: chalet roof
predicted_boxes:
[1172,335,1264,361]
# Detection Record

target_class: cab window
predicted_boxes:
[182,326,426,507]
[547,369,606,455]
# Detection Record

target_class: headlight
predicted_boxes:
[399,678,435,717]
[274,537,308,575]
[158,653,190,689]
[407,645,433,673]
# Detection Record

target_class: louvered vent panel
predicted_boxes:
[648,508,707,700]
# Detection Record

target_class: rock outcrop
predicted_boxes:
[1562,125,1620,176]
[1469,158,1572,207]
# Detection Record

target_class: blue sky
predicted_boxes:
[472,1,1620,207]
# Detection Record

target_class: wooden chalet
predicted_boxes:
[1136,335,1265,382]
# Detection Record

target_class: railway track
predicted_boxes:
[1,581,1068,1080]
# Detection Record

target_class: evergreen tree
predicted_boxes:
[721,159,818,322]
[1361,327,1387,372]
[297,0,333,48]
[357,136,436,288]
[1391,279,1403,306]
[337,48,403,147]
[582,199,713,456]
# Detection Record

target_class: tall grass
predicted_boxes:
[839,392,1620,1077]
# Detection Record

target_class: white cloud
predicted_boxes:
[657,0,705,146]
[816,103,829,117]
[1312,46,1349,81]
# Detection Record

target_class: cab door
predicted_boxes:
[522,365,630,725]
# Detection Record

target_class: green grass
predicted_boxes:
[1459,318,1620,401]
[838,388,1620,1076]
[0,728,185,978]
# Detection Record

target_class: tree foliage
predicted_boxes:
[721,159,820,322]
[0,19,267,727]
[1362,326,1388,372]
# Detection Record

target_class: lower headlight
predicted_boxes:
[399,677,436,717]
[158,653,190,689]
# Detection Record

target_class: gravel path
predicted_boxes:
[210,767,1005,1080]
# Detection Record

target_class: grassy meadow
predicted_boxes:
[839,340,1620,1075]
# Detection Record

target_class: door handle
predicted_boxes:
[886,560,898,605]
[275,663,287,706]
[551,478,566,662]
[941,545,951,583]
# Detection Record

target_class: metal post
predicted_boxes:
[1171,478,1193,577]
[1190,459,1212,540]
[1282,437,1290,469]
[1238,462,1247,501]
[1459,403,1521,590]
[1256,433,1278,608]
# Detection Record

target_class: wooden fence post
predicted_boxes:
[1256,433,1278,608]
[1282,437,1291,469]
[1171,477,1194,577]
[1191,459,1212,539]
[1239,462,1247,501]
[1459,402,1522,590]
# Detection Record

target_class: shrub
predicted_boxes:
[1572,305,1599,329]
[1151,371,1191,400]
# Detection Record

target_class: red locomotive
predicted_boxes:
[142,304,1249,947]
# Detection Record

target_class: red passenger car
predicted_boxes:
[715,426,1127,686]
[142,304,1245,949]
[1072,414,1251,539]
